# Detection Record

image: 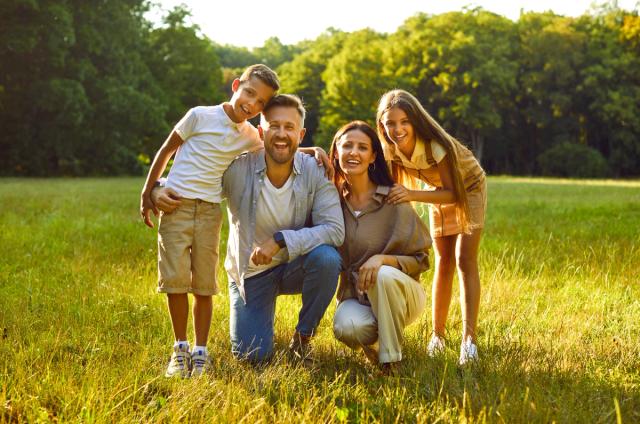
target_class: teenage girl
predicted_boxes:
[375,89,487,364]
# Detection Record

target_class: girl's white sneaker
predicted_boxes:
[427,335,446,357]
[458,337,479,365]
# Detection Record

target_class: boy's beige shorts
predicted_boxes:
[157,198,222,296]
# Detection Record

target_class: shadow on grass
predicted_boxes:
[212,332,640,423]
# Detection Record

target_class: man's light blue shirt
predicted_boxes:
[222,150,345,302]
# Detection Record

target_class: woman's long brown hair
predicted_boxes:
[329,120,394,197]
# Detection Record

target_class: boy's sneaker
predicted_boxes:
[190,350,209,377]
[458,337,479,366]
[427,335,446,357]
[165,344,191,378]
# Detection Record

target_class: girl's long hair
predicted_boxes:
[376,89,471,232]
[329,120,394,197]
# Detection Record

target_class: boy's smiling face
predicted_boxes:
[227,76,276,123]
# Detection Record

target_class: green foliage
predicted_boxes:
[316,30,394,148]
[538,142,610,178]
[0,1,226,176]
[213,43,258,69]
[390,10,519,164]
[0,0,166,176]
[1,3,640,176]
[146,5,224,129]
[278,29,347,146]
[1,177,639,421]
[253,37,300,69]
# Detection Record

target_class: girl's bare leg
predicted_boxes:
[456,228,483,342]
[432,235,457,338]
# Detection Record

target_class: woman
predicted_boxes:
[376,89,487,364]
[329,121,431,373]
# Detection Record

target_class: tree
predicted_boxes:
[146,5,225,129]
[316,29,395,148]
[0,0,167,175]
[277,29,347,146]
[576,8,640,176]
[390,10,518,167]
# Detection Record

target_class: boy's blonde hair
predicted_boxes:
[376,89,471,233]
[239,64,280,91]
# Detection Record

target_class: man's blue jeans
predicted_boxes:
[229,244,341,362]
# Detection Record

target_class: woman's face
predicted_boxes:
[336,129,377,177]
[381,106,416,153]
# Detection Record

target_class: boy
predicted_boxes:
[140,64,279,378]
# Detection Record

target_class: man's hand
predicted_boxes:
[387,184,414,205]
[140,191,159,228]
[151,187,182,213]
[357,255,386,292]
[250,237,281,266]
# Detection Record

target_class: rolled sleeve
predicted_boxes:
[281,164,345,260]
[395,253,429,277]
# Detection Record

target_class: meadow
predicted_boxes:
[0,176,639,423]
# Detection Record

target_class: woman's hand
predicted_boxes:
[387,184,414,204]
[357,255,386,292]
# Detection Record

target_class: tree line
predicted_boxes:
[1,1,638,177]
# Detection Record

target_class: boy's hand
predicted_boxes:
[151,187,182,213]
[250,238,281,266]
[299,146,335,180]
[312,146,335,180]
[140,192,158,228]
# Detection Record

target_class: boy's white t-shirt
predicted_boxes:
[166,105,262,203]
[245,174,296,278]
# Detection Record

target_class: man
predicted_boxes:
[154,94,343,362]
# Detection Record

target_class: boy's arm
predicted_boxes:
[140,130,184,228]
[298,146,334,180]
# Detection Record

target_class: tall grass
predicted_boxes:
[1,177,638,422]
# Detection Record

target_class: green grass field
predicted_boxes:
[1,177,639,423]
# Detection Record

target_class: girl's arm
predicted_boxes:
[387,157,457,205]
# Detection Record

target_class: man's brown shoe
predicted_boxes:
[288,331,315,365]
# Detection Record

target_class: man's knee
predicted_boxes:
[306,244,341,272]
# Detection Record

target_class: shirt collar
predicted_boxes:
[392,138,426,168]
[341,184,390,215]
[394,138,429,169]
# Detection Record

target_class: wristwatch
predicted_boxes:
[273,231,286,249]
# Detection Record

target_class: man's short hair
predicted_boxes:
[262,94,306,126]
[239,64,280,91]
